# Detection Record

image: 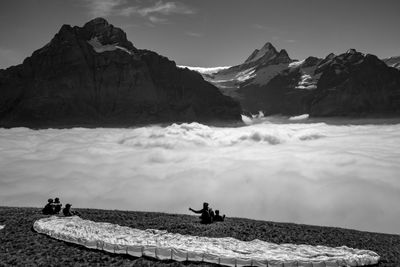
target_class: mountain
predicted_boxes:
[239,49,400,115]
[200,42,294,99]
[197,44,400,116]
[308,50,400,116]
[383,56,400,70]
[0,18,241,128]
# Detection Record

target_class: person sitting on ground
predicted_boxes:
[189,202,214,224]
[213,210,226,222]
[63,203,80,217]
[42,199,55,215]
[53,197,62,214]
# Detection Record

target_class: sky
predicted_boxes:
[0,0,400,69]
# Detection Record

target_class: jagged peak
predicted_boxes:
[346,48,358,54]
[59,24,72,32]
[83,17,110,29]
[336,49,365,61]
[45,17,137,54]
[303,56,322,67]
[324,53,335,60]
[244,42,279,64]
[278,49,289,58]
[81,18,136,51]
[82,17,114,37]
[261,42,276,51]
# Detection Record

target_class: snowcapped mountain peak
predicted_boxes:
[81,17,137,52]
[277,49,290,60]
[244,42,278,64]
[346,48,358,54]
[261,42,276,50]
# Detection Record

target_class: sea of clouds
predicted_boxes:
[1,117,399,234]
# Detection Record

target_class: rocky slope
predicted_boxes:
[200,44,400,116]
[0,18,241,128]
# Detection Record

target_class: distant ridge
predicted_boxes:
[196,44,400,116]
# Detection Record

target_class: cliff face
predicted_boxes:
[0,18,241,128]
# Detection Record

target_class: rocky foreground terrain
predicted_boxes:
[0,207,399,266]
[0,18,241,128]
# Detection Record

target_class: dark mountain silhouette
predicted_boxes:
[0,18,241,128]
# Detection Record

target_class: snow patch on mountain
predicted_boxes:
[296,74,316,89]
[289,60,305,68]
[209,63,290,89]
[87,37,132,55]
[295,65,321,90]
[236,67,257,82]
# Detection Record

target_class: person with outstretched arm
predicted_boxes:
[189,202,214,224]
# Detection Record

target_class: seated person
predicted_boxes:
[189,202,214,224]
[42,199,55,215]
[213,210,226,222]
[53,198,62,214]
[62,204,80,217]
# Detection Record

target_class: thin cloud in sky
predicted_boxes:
[133,1,195,16]
[185,31,203,38]
[83,0,125,17]
[83,0,195,24]
[148,16,169,24]
[252,24,268,30]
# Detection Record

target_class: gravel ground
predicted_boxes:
[0,206,399,266]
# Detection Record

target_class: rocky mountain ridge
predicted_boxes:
[0,18,242,128]
[200,42,294,99]
[196,43,400,116]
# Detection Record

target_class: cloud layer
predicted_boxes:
[1,119,400,234]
